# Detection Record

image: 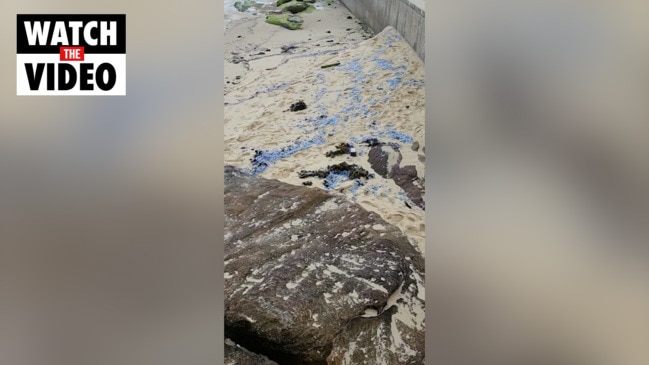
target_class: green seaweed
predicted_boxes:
[279,1,309,14]
[266,14,302,30]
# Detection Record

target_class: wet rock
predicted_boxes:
[234,0,261,12]
[225,339,278,365]
[280,0,309,14]
[224,167,425,364]
[368,145,425,209]
[266,14,302,30]
[288,16,303,23]
[391,165,425,210]
[276,0,291,5]
[289,100,307,111]
[368,145,401,178]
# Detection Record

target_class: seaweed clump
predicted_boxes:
[325,143,357,157]
[298,162,372,180]
[250,149,269,173]
[289,100,307,111]
[362,137,381,147]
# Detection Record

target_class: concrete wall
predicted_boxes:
[338,0,425,61]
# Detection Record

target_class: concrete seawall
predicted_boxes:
[338,0,425,61]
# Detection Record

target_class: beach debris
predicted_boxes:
[302,181,313,186]
[231,54,246,64]
[265,13,303,30]
[347,15,352,19]
[298,162,372,180]
[361,137,381,147]
[289,100,307,111]
[250,150,269,172]
[411,141,420,151]
[320,61,340,68]
[325,142,356,158]
[281,45,297,53]
[287,16,303,23]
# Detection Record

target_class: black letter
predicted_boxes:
[95,63,116,91]
[24,63,45,90]
[79,63,94,90]
[58,63,77,91]
[47,63,55,90]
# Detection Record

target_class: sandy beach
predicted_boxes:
[223,1,426,363]
[224,0,426,253]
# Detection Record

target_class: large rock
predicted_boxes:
[224,166,425,364]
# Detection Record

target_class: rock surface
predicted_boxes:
[266,13,303,30]
[280,1,310,14]
[367,144,425,209]
[224,166,425,364]
[225,339,279,365]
